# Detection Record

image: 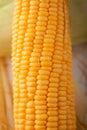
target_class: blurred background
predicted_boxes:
[0,0,87,130]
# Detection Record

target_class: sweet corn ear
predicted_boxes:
[12,0,76,130]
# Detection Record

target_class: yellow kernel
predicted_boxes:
[48,108,58,111]
[47,128,57,130]
[27,93,34,100]
[26,109,34,114]
[41,61,52,66]
[44,38,55,43]
[25,121,34,125]
[30,1,39,5]
[35,125,45,130]
[47,30,56,35]
[43,43,54,48]
[36,114,47,120]
[26,114,35,120]
[30,56,40,62]
[36,31,45,36]
[15,124,24,130]
[47,122,58,127]
[26,81,36,87]
[47,111,58,116]
[15,119,24,124]
[58,102,67,107]
[25,126,34,130]
[28,19,36,24]
[42,51,52,56]
[59,97,66,102]
[15,113,25,118]
[49,83,58,88]
[48,88,57,92]
[60,75,67,81]
[27,87,36,93]
[34,39,42,44]
[53,63,62,69]
[37,85,48,90]
[35,35,44,40]
[31,52,40,57]
[39,10,48,16]
[58,125,67,130]
[59,120,66,125]
[37,21,46,26]
[60,82,67,87]
[28,14,37,19]
[33,48,42,53]
[28,71,38,76]
[35,120,46,125]
[27,77,36,82]
[59,110,66,115]
[50,72,59,78]
[37,75,49,80]
[47,103,57,107]
[26,101,34,107]
[36,26,46,31]
[49,77,59,83]
[59,91,66,96]
[36,90,47,95]
[43,47,54,52]
[48,93,57,97]
[35,110,46,114]
[42,66,51,71]
[35,95,46,100]
[18,108,24,113]
[40,3,49,8]
[40,56,51,61]
[47,98,57,103]
[30,62,40,67]
[48,116,58,122]
[39,7,48,12]
[20,93,26,98]
[59,115,67,120]
[35,105,47,110]
[34,101,46,105]
[48,24,56,30]
[39,69,50,75]
[37,80,49,85]
[48,20,57,26]
[29,66,40,71]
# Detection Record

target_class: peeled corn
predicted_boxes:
[12,0,76,130]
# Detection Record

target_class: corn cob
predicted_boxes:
[12,0,76,130]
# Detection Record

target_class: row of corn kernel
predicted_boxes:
[57,1,68,130]
[25,1,40,130]
[19,0,38,129]
[25,0,49,130]
[12,0,26,128]
[46,0,58,130]
[34,0,50,130]
[13,1,30,129]
[64,0,76,129]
